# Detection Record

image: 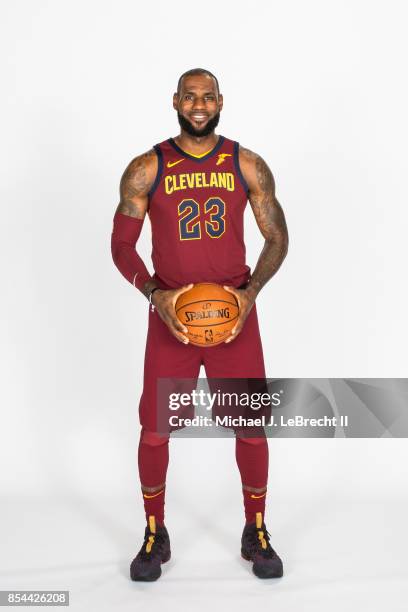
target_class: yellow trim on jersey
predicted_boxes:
[185,147,214,158]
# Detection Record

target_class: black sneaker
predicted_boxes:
[241,512,283,579]
[130,515,171,581]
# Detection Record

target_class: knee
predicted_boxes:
[140,429,170,447]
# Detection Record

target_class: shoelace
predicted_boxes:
[257,528,269,550]
[146,535,155,553]
[138,531,167,561]
[257,528,275,558]
[246,525,275,558]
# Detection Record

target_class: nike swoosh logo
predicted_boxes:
[250,493,266,499]
[143,489,165,499]
[167,159,185,168]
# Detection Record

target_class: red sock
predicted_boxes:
[242,488,267,524]
[235,435,269,524]
[138,429,170,525]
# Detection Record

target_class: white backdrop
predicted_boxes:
[1,1,407,610]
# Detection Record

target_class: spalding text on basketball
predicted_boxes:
[183,308,231,322]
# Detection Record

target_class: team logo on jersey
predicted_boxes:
[167,158,185,168]
[216,153,232,166]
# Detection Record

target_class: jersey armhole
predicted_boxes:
[233,141,250,195]
[147,144,163,208]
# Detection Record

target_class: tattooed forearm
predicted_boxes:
[247,225,288,297]
[116,149,156,218]
[240,147,289,297]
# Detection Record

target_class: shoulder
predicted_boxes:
[120,147,158,197]
[238,144,275,193]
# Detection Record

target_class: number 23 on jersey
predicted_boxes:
[178,197,226,240]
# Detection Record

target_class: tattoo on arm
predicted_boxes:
[240,147,289,296]
[114,149,160,299]
[116,149,157,219]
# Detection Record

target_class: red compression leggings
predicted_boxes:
[138,428,269,525]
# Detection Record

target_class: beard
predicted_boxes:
[177,110,220,137]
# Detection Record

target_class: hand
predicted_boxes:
[223,285,257,343]
[151,283,194,344]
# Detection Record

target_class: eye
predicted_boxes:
[184,94,193,100]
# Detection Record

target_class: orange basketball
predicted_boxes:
[175,282,239,347]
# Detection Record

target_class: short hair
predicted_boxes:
[177,68,220,96]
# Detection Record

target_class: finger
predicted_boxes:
[175,283,194,297]
[223,285,241,307]
[175,333,189,344]
[171,316,188,334]
[171,285,193,331]
[170,327,189,344]
[225,317,244,342]
[231,313,245,333]
[225,329,240,343]
[165,313,188,337]
[231,319,244,334]
[223,284,238,296]
[172,284,193,309]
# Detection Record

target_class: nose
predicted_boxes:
[192,97,206,110]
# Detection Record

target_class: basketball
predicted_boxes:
[175,282,239,347]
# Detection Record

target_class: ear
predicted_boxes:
[218,93,224,111]
[173,92,179,110]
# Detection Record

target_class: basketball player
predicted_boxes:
[111,68,289,580]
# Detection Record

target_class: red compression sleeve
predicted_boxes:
[111,212,152,292]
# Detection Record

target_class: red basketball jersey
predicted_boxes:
[147,134,251,289]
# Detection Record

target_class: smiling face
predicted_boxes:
[173,73,223,138]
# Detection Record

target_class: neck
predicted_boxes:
[175,130,219,154]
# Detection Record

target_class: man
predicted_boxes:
[111,68,289,581]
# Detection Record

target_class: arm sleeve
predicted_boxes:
[111,211,152,292]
